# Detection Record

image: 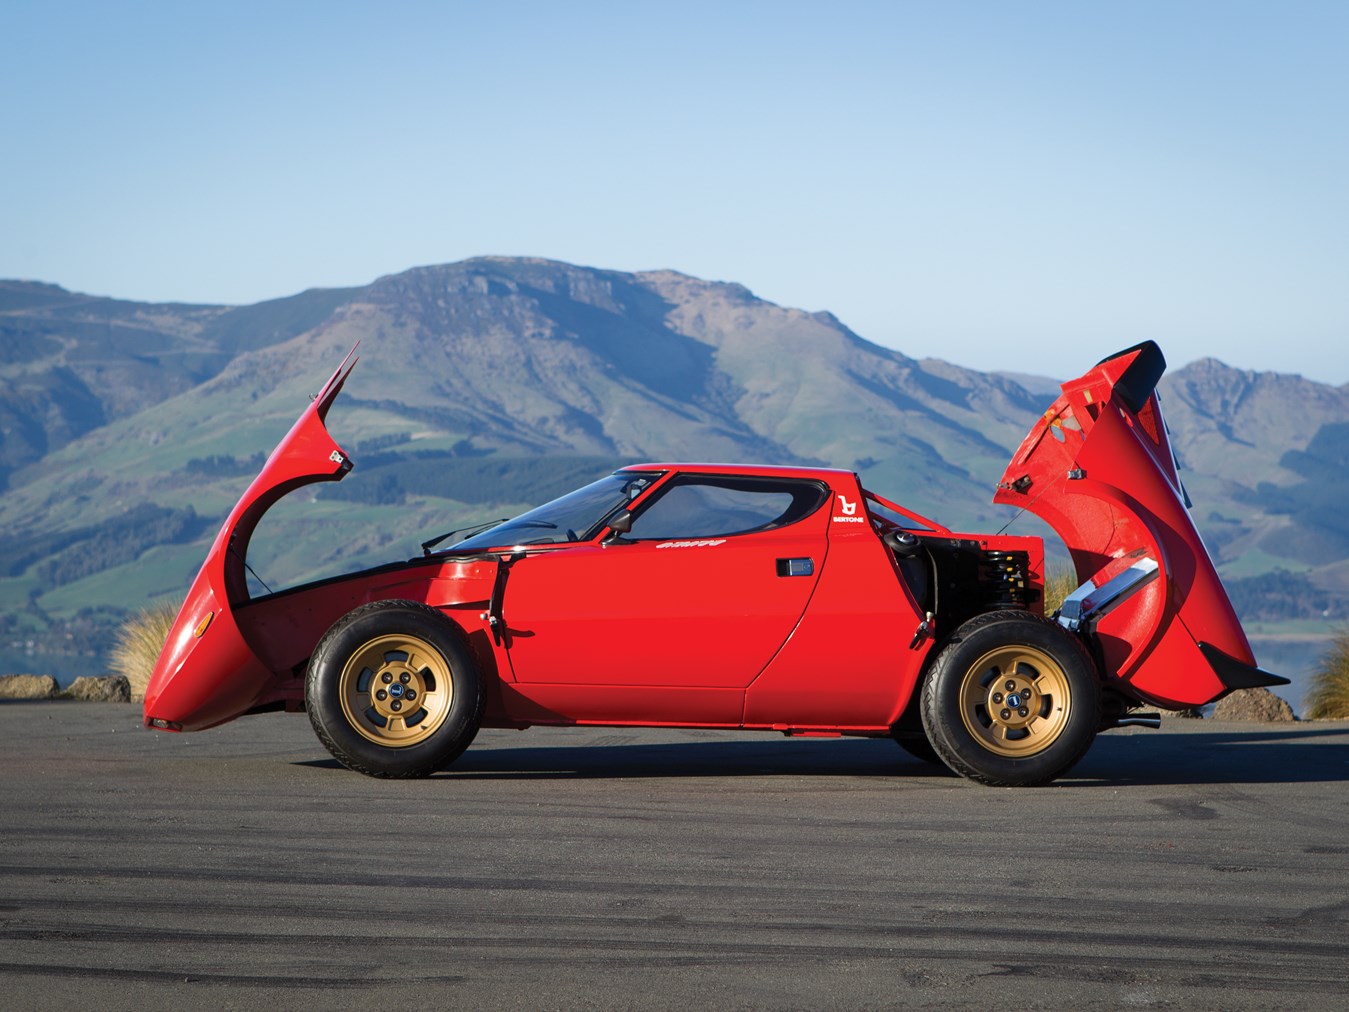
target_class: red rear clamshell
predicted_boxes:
[994,342,1285,709]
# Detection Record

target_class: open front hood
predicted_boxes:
[995,342,1285,708]
[144,350,358,730]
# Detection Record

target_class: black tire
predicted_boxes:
[919,611,1101,787]
[306,600,484,778]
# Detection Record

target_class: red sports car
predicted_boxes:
[145,341,1284,785]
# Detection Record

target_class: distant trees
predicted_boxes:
[0,504,209,588]
[184,452,265,477]
[1225,569,1347,623]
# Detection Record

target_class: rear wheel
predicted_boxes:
[306,600,484,778]
[920,611,1101,786]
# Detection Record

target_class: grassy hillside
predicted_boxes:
[2,258,1345,678]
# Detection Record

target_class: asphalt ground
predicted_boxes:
[2,702,1347,1010]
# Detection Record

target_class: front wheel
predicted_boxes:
[920,611,1101,786]
[306,600,484,778]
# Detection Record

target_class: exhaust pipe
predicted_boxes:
[1110,711,1163,730]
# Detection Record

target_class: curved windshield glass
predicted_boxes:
[448,471,659,550]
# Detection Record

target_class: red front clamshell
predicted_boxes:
[143,351,357,731]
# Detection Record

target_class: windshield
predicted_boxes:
[448,471,659,551]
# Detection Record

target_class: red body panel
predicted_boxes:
[145,341,1271,740]
[994,343,1260,707]
[742,475,925,730]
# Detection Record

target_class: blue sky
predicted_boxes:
[3,1,1346,383]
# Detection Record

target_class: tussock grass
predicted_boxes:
[1042,567,1078,616]
[110,603,178,702]
[1304,630,1349,719]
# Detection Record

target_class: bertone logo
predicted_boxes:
[833,494,865,523]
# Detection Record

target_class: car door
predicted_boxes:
[500,475,830,699]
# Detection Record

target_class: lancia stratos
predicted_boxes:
[144,341,1284,785]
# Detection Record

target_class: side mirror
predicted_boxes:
[603,511,633,543]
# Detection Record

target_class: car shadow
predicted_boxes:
[294,724,1349,785]
[1069,725,1349,786]
[297,737,958,779]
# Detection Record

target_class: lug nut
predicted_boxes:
[382,672,393,684]
[399,672,411,684]
[1005,680,1016,691]
[1018,707,1029,718]
[1000,709,1012,720]
[376,689,388,701]
[391,700,402,712]
[993,693,1004,704]
[405,689,416,701]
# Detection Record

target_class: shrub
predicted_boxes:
[110,603,178,702]
[1304,630,1349,719]
[1042,566,1078,615]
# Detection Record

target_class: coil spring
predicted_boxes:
[982,550,1033,609]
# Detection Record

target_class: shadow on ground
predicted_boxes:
[295,724,1349,786]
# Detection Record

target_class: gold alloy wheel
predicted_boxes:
[957,644,1071,757]
[338,633,454,747]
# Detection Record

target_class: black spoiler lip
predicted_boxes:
[1096,340,1168,415]
[1198,641,1290,692]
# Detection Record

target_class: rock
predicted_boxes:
[1212,687,1296,722]
[0,674,59,699]
[65,675,132,703]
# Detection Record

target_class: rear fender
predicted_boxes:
[994,342,1285,708]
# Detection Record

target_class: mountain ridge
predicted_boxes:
[2,257,1346,662]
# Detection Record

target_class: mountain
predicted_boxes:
[1159,358,1349,612]
[0,279,361,486]
[1,258,1346,670]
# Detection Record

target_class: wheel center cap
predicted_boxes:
[388,683,406,699]
[1007,692,1023,708]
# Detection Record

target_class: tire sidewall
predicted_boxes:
[307,600,484,777]
[920,612,1101,786]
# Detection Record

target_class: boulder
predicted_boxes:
[1212,687,1296,722]
[65,675,132,703]
[0,674,59,699]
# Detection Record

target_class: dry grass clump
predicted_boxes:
[110,602,178,702]
[1304,630,1349,719]
[1042,567,1079,616]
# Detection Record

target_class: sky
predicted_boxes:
[2,1,1347,383]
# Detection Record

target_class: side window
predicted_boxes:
[627,477,828,540]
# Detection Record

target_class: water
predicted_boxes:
[0,649,109,688]
[1248,637,1331,715]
